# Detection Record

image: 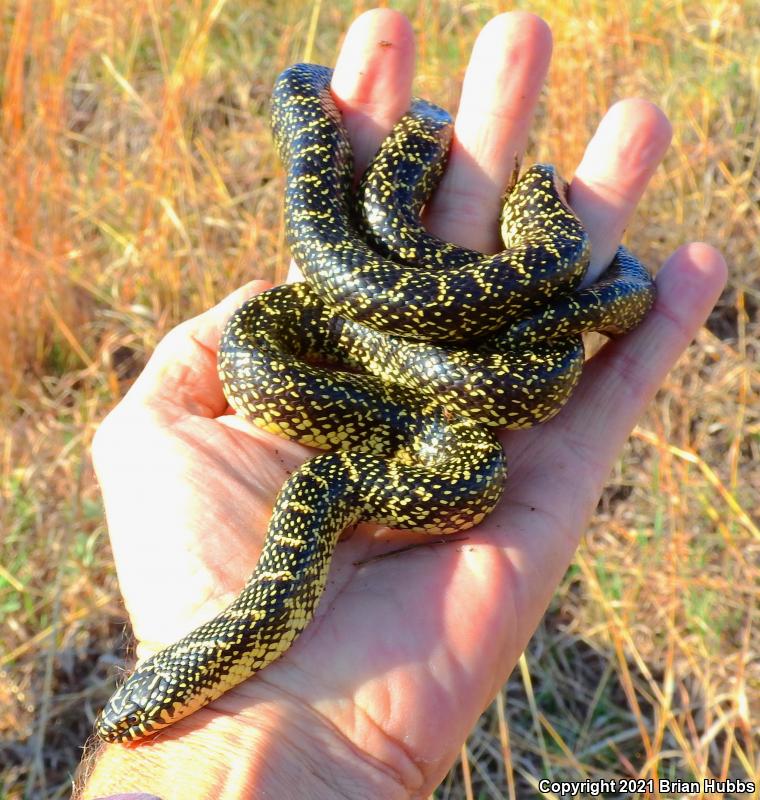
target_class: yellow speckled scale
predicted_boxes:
[95,63,655,743]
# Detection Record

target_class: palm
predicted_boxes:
[99,391,592,764]
[90,9,725,795]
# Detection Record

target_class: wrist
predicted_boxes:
[77,690,412,800]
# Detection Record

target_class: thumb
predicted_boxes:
[124,279,273,418]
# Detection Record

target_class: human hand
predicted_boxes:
[85,9,726,798]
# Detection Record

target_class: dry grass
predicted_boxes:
[0,1,758,798]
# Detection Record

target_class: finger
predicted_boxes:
[286,10,414,286]
[507,243,727,517]
[570,99,673,283]
[565,243,726,459]
[425,12,553,252]
[124,279,273,417]
[285,257,303,284]
[486,243,726,647]
[331,8,415,176]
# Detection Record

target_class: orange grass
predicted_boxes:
[0,1,758,798]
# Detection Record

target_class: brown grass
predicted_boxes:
[1,1,758,798]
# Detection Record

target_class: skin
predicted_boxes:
[81,9,727,799]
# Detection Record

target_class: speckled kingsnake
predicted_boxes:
[95,63,655,742]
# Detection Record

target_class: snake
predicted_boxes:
[95,63,655,742]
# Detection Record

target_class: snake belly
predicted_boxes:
[95,63,656,743]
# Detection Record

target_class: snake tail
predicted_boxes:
[94,457,360,742]
[95,439,505,742]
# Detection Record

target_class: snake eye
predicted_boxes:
[124,713,140,727]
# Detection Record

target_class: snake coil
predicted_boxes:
[95,63,655,742]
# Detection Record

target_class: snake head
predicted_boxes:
[95,654,193,743]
